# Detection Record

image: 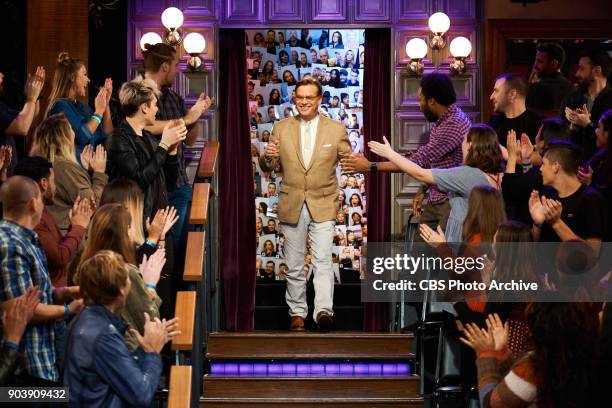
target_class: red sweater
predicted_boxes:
[34,208,85,287]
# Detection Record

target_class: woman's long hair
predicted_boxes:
[525,302,598,408]
[464,124,503,173]
[78,204,137,278]
[100,179,146,245]
[462,185,506,242]
[46,52,84,114]
[31,113,77,164]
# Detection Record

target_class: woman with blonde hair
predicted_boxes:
[73,204,167,350]
[47,52,113,158]
[31,113,108,230]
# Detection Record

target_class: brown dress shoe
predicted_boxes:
[316,311,333,333]
[290,316,305,331]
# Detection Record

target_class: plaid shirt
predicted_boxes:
[156,85,189,188]
[409,104,470,204]
[0,220,58,382]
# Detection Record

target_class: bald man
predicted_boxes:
[0,176,83,386]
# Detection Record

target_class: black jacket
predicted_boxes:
[106,120,179,220]
[0,347,19,385]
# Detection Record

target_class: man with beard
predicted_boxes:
[341,73,470,234]
[0,68,45,175]
[13,156,93,287]
[526,42,574,115]
[489,73,542,146]
[560,49,612,162]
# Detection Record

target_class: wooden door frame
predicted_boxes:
[483,19,612,122]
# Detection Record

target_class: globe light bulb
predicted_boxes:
[161,7,183,30]
[405,38,428,59]
[449,37,472,58]
[184,32,206,54]
[140,32,162,50]
[428,12,450,34]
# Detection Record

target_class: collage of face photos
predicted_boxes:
[250,29,368,285]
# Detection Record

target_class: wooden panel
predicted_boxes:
[394,70,422,109]
[203,377,420,399]
[184,231,205,281]
[266,0,305,23]
[396,173,423,196]
[223,0,263,22]
[451,70,478,108]
[436,0,476,21]
[168,365,192,408]
[207,332,415,359]
[133,0,167,16]
[393,196,415,239]
[181,0,216,18]
[198,141,220,178]
[190,183,210,225]
[172,291,196,350]
[393,113,430,153]
[310,0,348,23]
[394,0,430,22]
[27,0,88,113]
[183,69,215,101]
[353,0,390,22]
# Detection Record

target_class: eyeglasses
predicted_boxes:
[295,95,319,102]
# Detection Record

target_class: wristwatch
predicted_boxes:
[370,162,378,173]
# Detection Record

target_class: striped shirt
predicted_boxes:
[156,85,189,189]
[409,104,470,204]
[0,220,58,382]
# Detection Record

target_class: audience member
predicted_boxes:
[140,43,211,248]
[31,113,107,230]
[369,124,503,242]
[0,67,45,174]
[529,141,607,243]
[462,304,598,407]
[526,42,574,114]
[0,287,40,385]
[14,156,92,287]
[47,52,112,159]
[578,108,611,195]
[0,176,83,386]
[342,73,470,236]
[561,49,612,162]
[64,250,178,406]
[489,73,542,146]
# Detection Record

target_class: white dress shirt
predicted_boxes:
[300,115,319,168]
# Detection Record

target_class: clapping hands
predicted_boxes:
[459,313,508,353]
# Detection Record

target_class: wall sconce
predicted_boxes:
[428,12,450,50]
[161,7,184,47]
[184,32,206,71]
[139,32,162,51]
[449,36,472,76]
[405,38,428,76]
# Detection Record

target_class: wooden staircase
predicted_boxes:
[200,332,424,407]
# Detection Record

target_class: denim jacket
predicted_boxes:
[63,305,162,407]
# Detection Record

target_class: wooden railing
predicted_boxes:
[167,140,219,407]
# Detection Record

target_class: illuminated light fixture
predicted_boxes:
[184,32,206,70]
[139,32,162,51]
[405,38,428,76]
[428,12,450,50]
[161,7,184,46]
[449,36,472,75]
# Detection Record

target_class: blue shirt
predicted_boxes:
[48,99,108,159]
[0,220,57,382]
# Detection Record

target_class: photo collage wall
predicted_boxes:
[248,29,367,284]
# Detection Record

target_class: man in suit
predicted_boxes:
[260,78,350,332]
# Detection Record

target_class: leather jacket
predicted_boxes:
[63,305,162,407]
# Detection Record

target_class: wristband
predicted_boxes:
[159,142,169,152]
[146,283,156,290]
[65,304,70,321]
[370,162,378,173]
[90,114,102,124]
[533,222,544,229]
[3,341,18,350]
[144,239,157,249]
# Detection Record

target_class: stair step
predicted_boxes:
[200,397,425,407]
[207,332,415,360]
[203,376,420,399]
[255,306,363,331]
